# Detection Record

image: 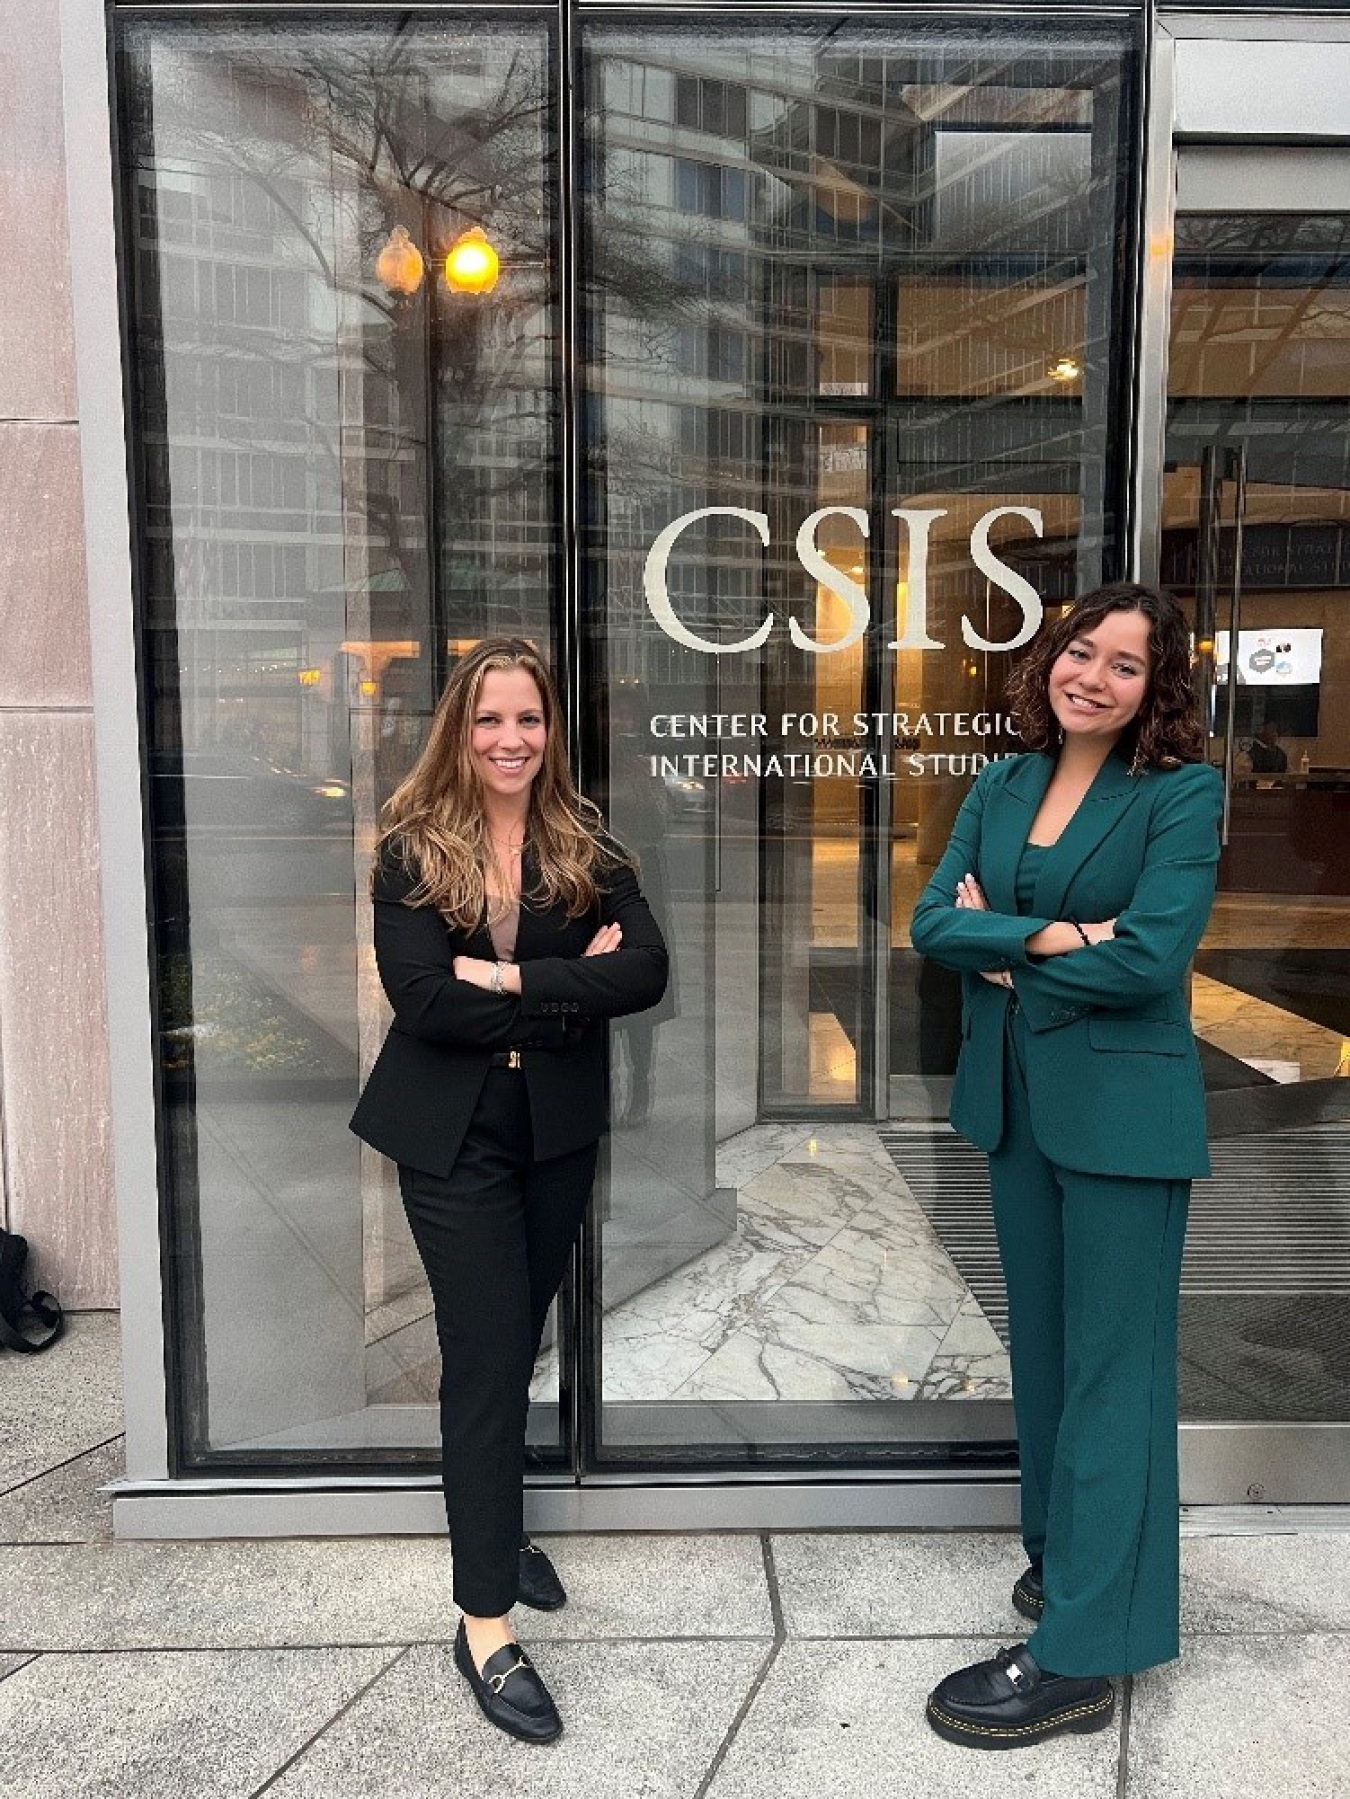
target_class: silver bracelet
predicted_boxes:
[489,960,506,996]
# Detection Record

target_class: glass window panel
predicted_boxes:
[118,13,561,1466]
[1162,210,1350,1430]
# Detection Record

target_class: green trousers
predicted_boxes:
[988,1006,1190,1677]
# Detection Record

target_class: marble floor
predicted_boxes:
[530,1122,1011,1406]
[1190,971,1348,1082]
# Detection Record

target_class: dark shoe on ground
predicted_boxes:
[453,1619,563,1744]
[518,1537,567,1611]
[1012,1562,1045,1622]
[926,1644,1114,1750]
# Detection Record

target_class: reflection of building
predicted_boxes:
[127,40,558,785]
[9,4,1350,1531]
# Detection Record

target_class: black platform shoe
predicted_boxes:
[1012,1562,1045,1622]
[926,1645,1114,1750]
[453,1619,563,1744]
[517,1537,567,1611]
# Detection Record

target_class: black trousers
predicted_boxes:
[398,1068,597,1616]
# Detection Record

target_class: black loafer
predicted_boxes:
[518,1537,567,1611]
[1012,1562,1045,1622]
[453,1619,563,1744]
[926,1645,1114,1750]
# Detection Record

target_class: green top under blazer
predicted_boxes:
[911,750,1224,1181]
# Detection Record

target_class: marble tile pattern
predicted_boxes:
[1190,971,1347,1082]
[584,1124,1010,1404]
[1199,890,1350,953]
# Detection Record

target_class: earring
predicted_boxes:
[1129,741,1146,778]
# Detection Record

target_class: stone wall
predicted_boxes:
[0,0,116,1307]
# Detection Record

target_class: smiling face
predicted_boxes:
[469,666,548,803]
[1047,607,1153,749]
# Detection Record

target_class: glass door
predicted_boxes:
[578,16,1136,1470]
[1162,201,1350,1496]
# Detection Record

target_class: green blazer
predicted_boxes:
[910,750,1223,1180]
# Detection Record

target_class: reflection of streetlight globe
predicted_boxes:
[375,226,425,296]
[445,227,500,294]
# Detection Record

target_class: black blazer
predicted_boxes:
[349,843,669,1176]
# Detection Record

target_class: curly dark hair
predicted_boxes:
[1003,582,1205,769]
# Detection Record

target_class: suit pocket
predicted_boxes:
[1087,1016,1190,1056]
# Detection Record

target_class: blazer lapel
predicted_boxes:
[511,846,567,962]
[1031,750,1149,920]
[465,910,496,958]
[980,753,1054,913]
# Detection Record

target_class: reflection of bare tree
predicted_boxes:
[130,20,694,689]
[1171,216,1350,410]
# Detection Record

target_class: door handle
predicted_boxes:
[1217,445,1247,849]
[1197,444,1247,849]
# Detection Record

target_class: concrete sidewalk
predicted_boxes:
[1,1314,1347,1798]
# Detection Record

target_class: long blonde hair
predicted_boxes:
[374,637,623,927]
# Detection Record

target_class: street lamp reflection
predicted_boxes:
[375,225,425,296]
[445,226,500,294]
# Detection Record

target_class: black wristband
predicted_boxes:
[1069,919,1091,948]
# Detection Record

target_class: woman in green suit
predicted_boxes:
[911,584,1222,1750]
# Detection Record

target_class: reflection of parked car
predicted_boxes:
[661,768,712,820]
[149,750,351,835]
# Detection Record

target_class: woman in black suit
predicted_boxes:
[350,637,668,1744]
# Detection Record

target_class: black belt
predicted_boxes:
[488,1049,524,1069]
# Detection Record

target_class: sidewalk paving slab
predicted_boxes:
[0,1311,122,1490]
[0,1651,33,1682]
[1129,1635,1347,1799]
[508,1533,772,1641]
[769,1530,1022,1638]
[0,1532,771,1652]
[0,1539,454,1651]
[267,1638,771,1799]
[1180,1533,1350,1634]
[0,1437,121,1542]
[0,1646,399,1799]
[703,1638,1122,1799]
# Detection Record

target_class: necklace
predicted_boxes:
[486,831,525,921]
